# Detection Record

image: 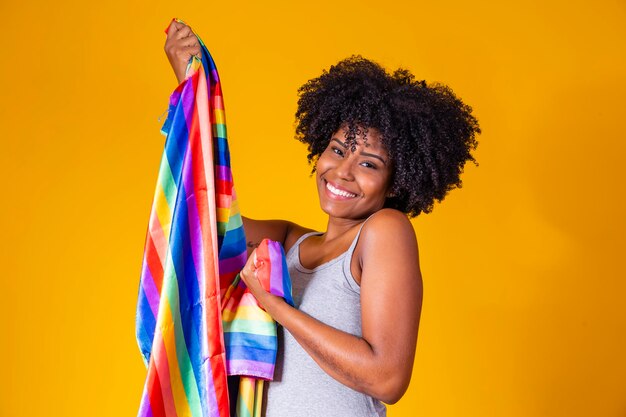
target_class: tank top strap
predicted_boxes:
[285,231,322,260]
[341,214,376,291]
[350,212,379,251]
[346,218,369,253]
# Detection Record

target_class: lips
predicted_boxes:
[325,180,357,198]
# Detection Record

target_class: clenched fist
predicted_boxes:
[164,20,201,84]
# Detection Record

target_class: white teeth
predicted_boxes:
[326,182,357,198]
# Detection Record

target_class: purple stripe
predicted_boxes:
[219,252,247,274]
[226,359,274,380]
[169,89,181,107]
[137,384,153,417]
[215,164,232,182]
[182,79,196,130]
[140,259,161,318]
[267,242,284,298]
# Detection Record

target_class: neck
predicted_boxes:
[322,216,367,241]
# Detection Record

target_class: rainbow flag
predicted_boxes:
[135,22,244,417]
[135,21,292,417]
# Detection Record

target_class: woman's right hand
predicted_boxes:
[164,20,201,84]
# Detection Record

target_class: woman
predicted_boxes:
[165,21,479,417]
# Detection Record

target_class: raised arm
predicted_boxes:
[161,22,312,253]
[240,209,423,403]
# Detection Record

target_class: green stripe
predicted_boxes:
[213,123,227,138]
[227,212,243,230]
[217,220,228,237]
[223,318,277,336]
[158,154,177,209]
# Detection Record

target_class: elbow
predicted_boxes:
[367,373,411,405]
[377,383,408,405]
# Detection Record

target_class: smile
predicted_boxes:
[326,181,357,198]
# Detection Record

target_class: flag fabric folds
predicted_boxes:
[221,240,294,417]
[135,20,292,417]
[223,240,294,379]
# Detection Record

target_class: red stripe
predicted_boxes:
[256,241,270,291]
[220,271,238,294]
[146,359,166,417]
[216,179,233,196]
[146,232,164,293]
[153,329,178,416]
[212,92,224,110]
[211,352,229,417]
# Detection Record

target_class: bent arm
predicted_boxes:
[242,217,313,256]
[245,210,423,403]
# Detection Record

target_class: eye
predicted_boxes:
[360,161,377,169]
[331,146,344,157]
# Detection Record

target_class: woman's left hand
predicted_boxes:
[239,248,277,310]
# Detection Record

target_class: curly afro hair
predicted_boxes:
[295,55,480,218]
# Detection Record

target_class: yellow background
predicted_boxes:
[1,0,625,416]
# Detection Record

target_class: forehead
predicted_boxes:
[332,125,387,153]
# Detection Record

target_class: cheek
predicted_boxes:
[369,172,392,198]
[315,152,332,173]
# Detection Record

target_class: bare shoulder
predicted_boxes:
[355,208,419,273]
[360,208,417,250]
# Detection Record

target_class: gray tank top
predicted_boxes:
[264,226,387,417]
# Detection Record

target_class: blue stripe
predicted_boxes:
[136,287,156,361]
[215,138,231,167]
[280,254,294,306]
[215,137,229,150]
[220,227,246,259]
[215,150,230,168]
[226,345,277,364]
[163,93,190,190]
[224,332,277,350]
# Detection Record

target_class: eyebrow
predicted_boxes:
[331,138,387,165]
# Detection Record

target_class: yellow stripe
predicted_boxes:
[222,306,274,322]
[214,108,225,125]
[222,318,276,336]
[237,377,255,417]
[253,380,264,417]
[155,182,172,239]
[217,207,230,224]
[227,200,243,229]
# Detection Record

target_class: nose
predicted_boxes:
[335,153,355,181]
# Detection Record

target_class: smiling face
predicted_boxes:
[316,125,393,221]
